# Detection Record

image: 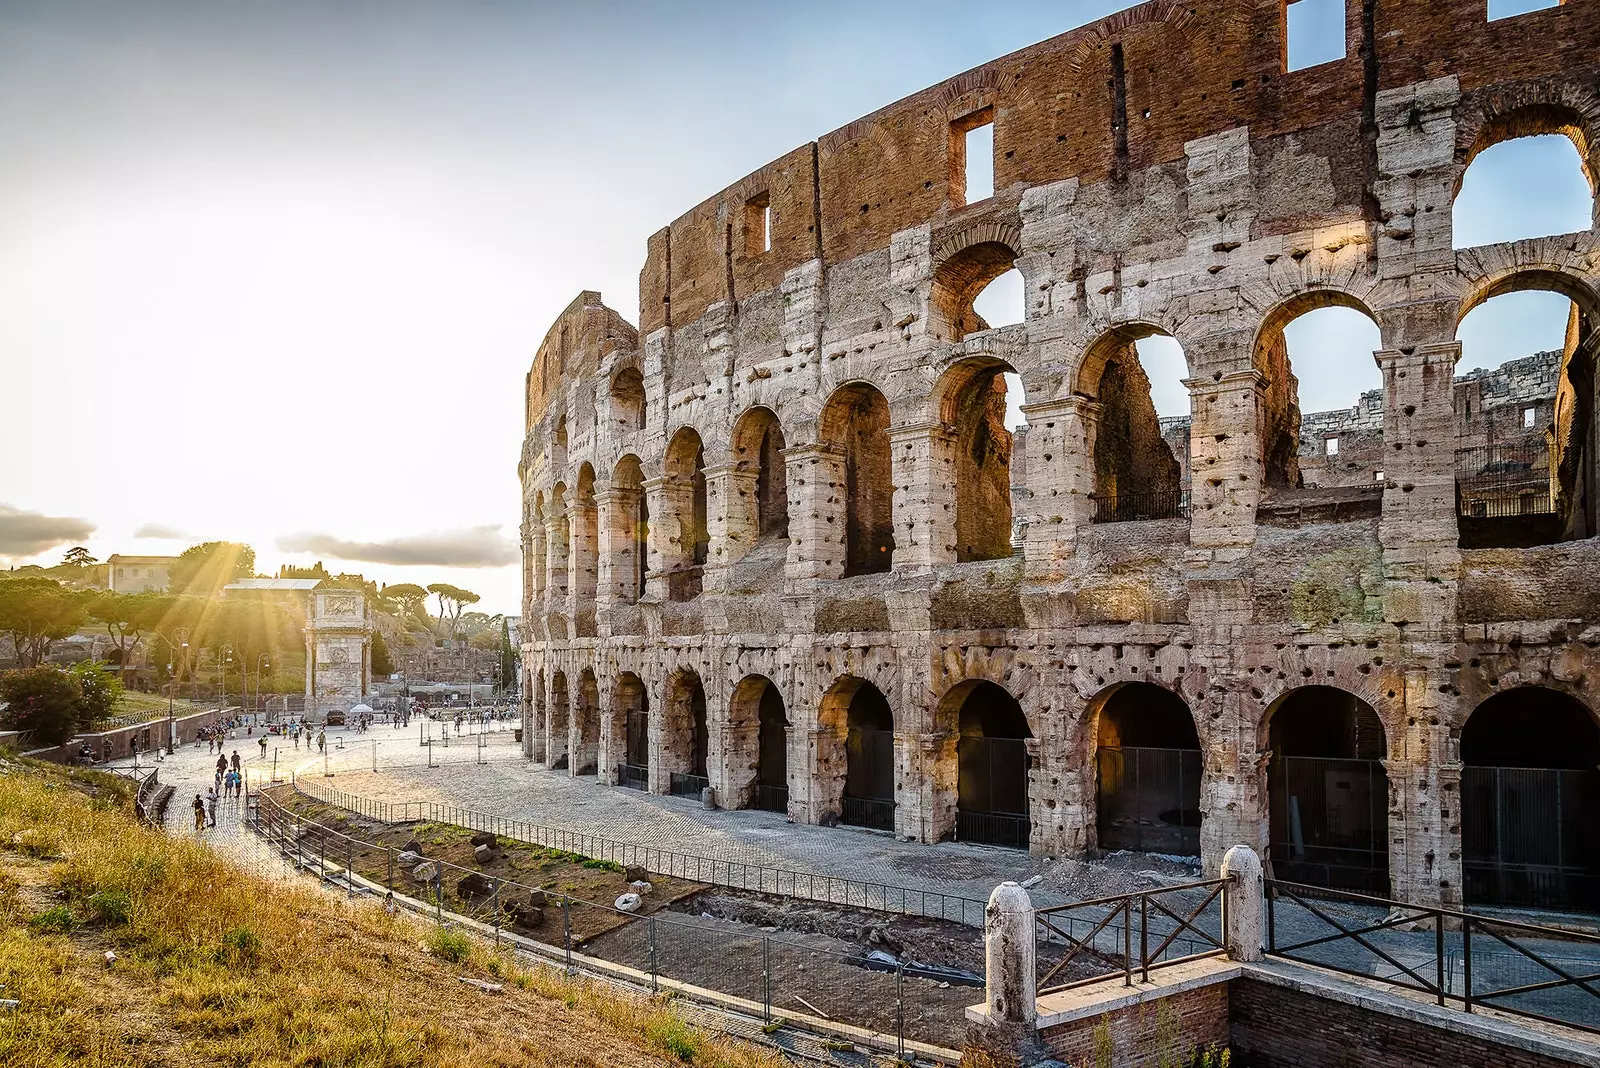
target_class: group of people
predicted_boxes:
[192,749,245,830]
[201,720,243,752]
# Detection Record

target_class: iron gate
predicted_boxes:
[1269,755,1389,894]
[843,727,894,830]
[1462,765,1600,911]
[1096,745,1201,856]
[625,710,649,770]
[956,735,1030,848]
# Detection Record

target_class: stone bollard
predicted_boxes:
[1220,844,1264,963]
[985,880,1037,1025]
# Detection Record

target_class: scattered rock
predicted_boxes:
[402,838,424,855]
[457,872,494,898]
[473,843,495,864]
[629,880,653,894]
[623,865,647,883]
[469,831,498,850]
[458,977,503,993]
[411,861,439,883]
[504,901,544,927]
[615,893,642,913]
[527,889,549,908]
[396,850,422,867]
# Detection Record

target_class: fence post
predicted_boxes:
[492,879,500,946]
[563,898,573,974]
[434,865,442,926]
[897,961,906,1061]
[1220,845,1264,963]
[983,881,1036,1025]
[387,846,394,893]
[346,839,353,899]
[1123,897,1133,987]
[763,937,772,1024]
[648,916,658,993]
[1140,893,1150,982]
[1462,919,1474,1014]
[1435,909,1446,1006]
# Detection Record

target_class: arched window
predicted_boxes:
[1454,124,1594,249]
[663,669,709,797]
[949,681,1032,848]
[816,676,895,832]
[547,671,570,771]
[1080,327,1190,522]
[731,406,789,543]
[929,240,1020,342]
[819,384,894,575]
[545,484,569,606]
[662,427,709,600]
[610,367,647,434]
[571,464,599,636]
[1093,682,1201,856]
[572,669,600,776]
[936,358,1025,561]
[1266,687,1389,894]
[610,456,647,604]
[1456,274,1597,545]
[530,492,547,603]
[729,674,789,813]
[1461,687,1599,911]
[1255,296,1384,493]
[971,268,1024,332]
[612,672,649,790]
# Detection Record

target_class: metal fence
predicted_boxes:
[669,772,710,798]
[754,783,788,813]
[1096,745,1202,855]
[1462,765,1600,912]
[1266,879,1600,1036]
[1455,441,1554,518]
[841,795,895,832]
[617,763,648,791]
[253,788,969,1057]
[293,777,989,926]
[1091,488,1190,523]
[1036,879,1227,993]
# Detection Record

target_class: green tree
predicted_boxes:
[62,546,98,568]
[498,616,517,695]
[0,577,89,667]
[426,583,479,642]
[167,542,256,597]
[382,584,430,628]
[88,590,173,670]
[68,660,124,728]
[0,666,84,746]
[370,628,394,677]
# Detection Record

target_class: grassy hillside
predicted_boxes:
[0,760,779,1068]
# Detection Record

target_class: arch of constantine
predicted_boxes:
[520,0,1600,913]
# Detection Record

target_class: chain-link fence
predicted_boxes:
[253,789,970,1056]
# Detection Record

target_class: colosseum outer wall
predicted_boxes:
[518,0,1600,911]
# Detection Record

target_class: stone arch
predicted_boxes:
[571,668,600,776]
[938,679,1033,848]
[731,405,789,541]
[932,356,1022,562]
[609,671,649,788]
[610,366,647,435]
[1077,325,1190,523]
[661,425,709,600]
[818,382,894,576]
[727,673,790,813]
[1088,681,1202,857]
[928,228,1021,343]
[816,675,896,831]
[610,454,648,605]
[1459,686,1600,911]
[547,670,570,771]
[1455,97,1600,200]
[530,668,547,763]
[1250,290,1385,491]
[1262,686,1391,894]
[571,464,599,636]
[659,668,709,795]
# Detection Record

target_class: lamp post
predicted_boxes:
[256,653,271,722]
[166,628,190,754]
[219,644,233,713]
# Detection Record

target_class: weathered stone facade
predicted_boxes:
[518,0,1600,911]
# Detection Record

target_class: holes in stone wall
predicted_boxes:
[1285,0,1347,72]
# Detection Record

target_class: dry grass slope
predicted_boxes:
[0,760,781,1068]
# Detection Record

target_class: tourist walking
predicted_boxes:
[205,788,218,827]
[258,736,268,759]
[192,793,205,831]
[230,750,241,774]
[317,729,326,753]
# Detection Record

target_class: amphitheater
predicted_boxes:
[518,0,1600,915]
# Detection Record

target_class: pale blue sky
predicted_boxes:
[0,1,1590,612]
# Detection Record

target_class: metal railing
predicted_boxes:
[1455,441,1555,518]
[1036,879,1227,994]
[1266,879,1600,1036]
[1091,488,1190,524]
[754,783,789,814]
[251,788,965,1059]
[841,795,895,832]
[293,778,987,926]
[955,809,1030,850]
[131,767,161,824]
[616,764,648,791]
[669,772,710,798]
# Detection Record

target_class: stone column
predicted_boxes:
[1186,369,1267,550]
[1220,845,1264,962]
[567,500,598,633]
[984,881,1037,1024]
[712,712,760,811]
[643,475,695,601]
[593,488,624,609]
[704,463,760,593]
[910,729,958,843]
[1197,687,1270,878]
[888,421,957,569]
[528,523,547,608]
[1016,397,1089,577]
[782,443,848,582]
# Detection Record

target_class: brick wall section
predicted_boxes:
[1229,978,1583,1068]
[1039,983,1230,1066]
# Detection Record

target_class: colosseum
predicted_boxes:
[519,0,1600,914]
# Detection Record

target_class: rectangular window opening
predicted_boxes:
[1285,0,1348,72]
[949,108,995,208]
[1324,435,1341,456]
[1523,406,1538,429]
[1488,0,1560,21]
[744,193,771,257]
[1374,470,1384,482]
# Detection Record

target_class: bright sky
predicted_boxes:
[1,1,1591,613]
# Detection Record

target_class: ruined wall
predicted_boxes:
[520,0,1600,911]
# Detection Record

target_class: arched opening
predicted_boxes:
[547,671,570,771]
[729,674,790,813]
[1456,273,1597,546]
[817,676,896,831]
[662,427,709,601]
[1254,296,1386,499]
[929,241,1020,343]
[1093,683,1202,856]
[936,358,1025,562]
[610,455,647,605]
[611,367,647,434]
[819,384,894,576]
[1453,121,1594,250]
[663,669,710,797]
[971,268,1024,332]
[1266,687,1390,894]
[546,483,569,607]
[530,668,547,763]
[554,415,568,450]
[530,493,547,604]
[571,464,599,636]
[1461,687,1600,911]
[572,669,600,776]
[613,672,649,790]
[1080,327,1190,523]
[732,406,789,543]
[950,681,1032,849]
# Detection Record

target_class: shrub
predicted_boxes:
[426,926,473,964]
[86,889,131,925]
[0,668,84,747]
[645,1015,699,1063]
[28,905,77,934]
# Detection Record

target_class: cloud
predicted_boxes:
[276,526,517,568]
[0,504,95,557]
[133,522,193,540]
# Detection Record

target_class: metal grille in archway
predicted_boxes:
[1463,766,1600,911]
[843,727,894,830]
[956,736,1030,848]
[1269,756,1389,895]
[1096,746,1201,856]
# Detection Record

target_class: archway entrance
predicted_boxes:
[952,681,1032,849]
[572,669,600,776]
[1094,683,1201,855]
[1462,688,1600,911]
[833,680,894,831]
[756,682,789,813]
[547,671,570,771]
[1267,687,1390,894]
[664,670,710,797]
[615,673,648,790]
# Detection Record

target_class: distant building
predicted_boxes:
[106,554,177,593]
[223,577,372,719]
